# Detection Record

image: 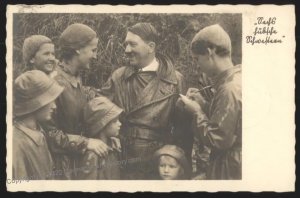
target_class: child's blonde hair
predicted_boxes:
[154,145,190,179]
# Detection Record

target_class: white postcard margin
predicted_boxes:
[6,4,296,192]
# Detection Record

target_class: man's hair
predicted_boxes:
[191,40,231,57]
[127,22,159,44]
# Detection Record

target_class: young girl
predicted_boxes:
[13,70,64,180]
[77,97,123,180]
[153,145,190,180]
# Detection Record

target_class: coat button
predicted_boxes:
[70,142,75,147]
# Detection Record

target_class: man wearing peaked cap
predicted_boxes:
[13,70,64,180]
[42,23,111,180]
[22,35,57,77]
[101,22,192,179]
[180,24,242,179]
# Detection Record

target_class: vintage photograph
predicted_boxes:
[6,4,295,192]
[11,12,242,181]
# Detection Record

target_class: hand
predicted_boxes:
[176,97,185,111]
[86,138,111,157]
[186,88,207,107]
[111,137,121,152]
[179,94,201,114]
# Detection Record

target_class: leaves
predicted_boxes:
[13,13,242,88]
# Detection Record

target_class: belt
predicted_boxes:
[126,126,165,141]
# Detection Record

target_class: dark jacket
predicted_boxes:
[100,54,192,179]
[44,65,91,179]
[101,54,188,142]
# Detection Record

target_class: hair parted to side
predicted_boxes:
[191,40,231,57]
[127,22,159,44]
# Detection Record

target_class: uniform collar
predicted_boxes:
[14,121,45,146]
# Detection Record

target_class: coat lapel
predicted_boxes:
[128,76,177,115]
[124,54,179,115]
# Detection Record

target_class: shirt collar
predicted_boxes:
[14,121,45,146]
[140,58,159,72]
[123,54,178,84]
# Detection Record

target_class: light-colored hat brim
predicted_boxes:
[14,81,64,116]
[87,105,123,137]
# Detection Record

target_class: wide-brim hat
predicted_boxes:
[14,70,64,116]
[84,96,123,137]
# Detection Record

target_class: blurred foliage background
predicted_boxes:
[13,13,242,88]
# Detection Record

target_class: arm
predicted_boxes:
[45,127,88,155]
[193,87,241,150]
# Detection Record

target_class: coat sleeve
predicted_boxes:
[44,127,88,155]
[194,85,241,150]
[99,76,115,101]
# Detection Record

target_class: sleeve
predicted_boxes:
[193,86,241,150]
[77,151,99,180]
[99,76,116,101]
[45,128,88,155]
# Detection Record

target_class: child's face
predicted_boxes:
[34,101,56,122]
[159,155,182,180]
[104,117,122,137]
[30,43,56,74]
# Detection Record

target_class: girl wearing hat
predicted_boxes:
[153,145,191,180]
[77,97,123,180]
[13,70,64,180]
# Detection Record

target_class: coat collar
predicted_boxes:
[14,121,45,146]
[212,65,241,88]
[57,63,82,88]
[123,53,178,85]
